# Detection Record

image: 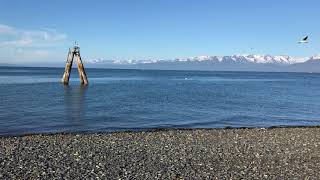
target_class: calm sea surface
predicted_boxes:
[1,66,320,136]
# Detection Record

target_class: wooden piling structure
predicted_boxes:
[61,44,88,85]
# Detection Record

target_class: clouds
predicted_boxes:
[0,39,33,47]
[14,48,50,59]
[0,24,67,47]
[0,24,68,63]
[0,24,14,34]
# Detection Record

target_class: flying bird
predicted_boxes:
[298,36,308,43]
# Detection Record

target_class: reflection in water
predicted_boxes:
[64,85,87,125]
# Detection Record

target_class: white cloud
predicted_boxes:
[0,39,33,47]
[15,49,50,58]
[32,50,50,57]
[0,24,15,34]
[22,29,67,43]
[0,24,67,48]
[0,24,67,63]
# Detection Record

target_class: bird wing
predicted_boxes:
[303,36,308,41]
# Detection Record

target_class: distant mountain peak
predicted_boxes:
[310,55,320,60]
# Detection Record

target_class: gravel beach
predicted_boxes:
[1,127,320,179]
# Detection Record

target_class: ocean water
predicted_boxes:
[0,66,320,136]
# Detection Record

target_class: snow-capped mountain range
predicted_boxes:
[84,55,320,72]
[87,55,315,65]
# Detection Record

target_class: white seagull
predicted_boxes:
[298,36,308,43]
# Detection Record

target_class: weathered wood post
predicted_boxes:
[61,43,88,85]
[75,48,88,85]
[61,49,74,85]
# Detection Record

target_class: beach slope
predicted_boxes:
[1,128,319,179]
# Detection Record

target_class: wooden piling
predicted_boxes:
[75,52,88,85]
[61,44,88,85]
[61,49,74,85]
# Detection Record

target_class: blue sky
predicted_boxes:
[0,0,319,64]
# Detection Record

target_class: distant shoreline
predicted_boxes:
[1,65,320,74]
[1,127,319,179]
